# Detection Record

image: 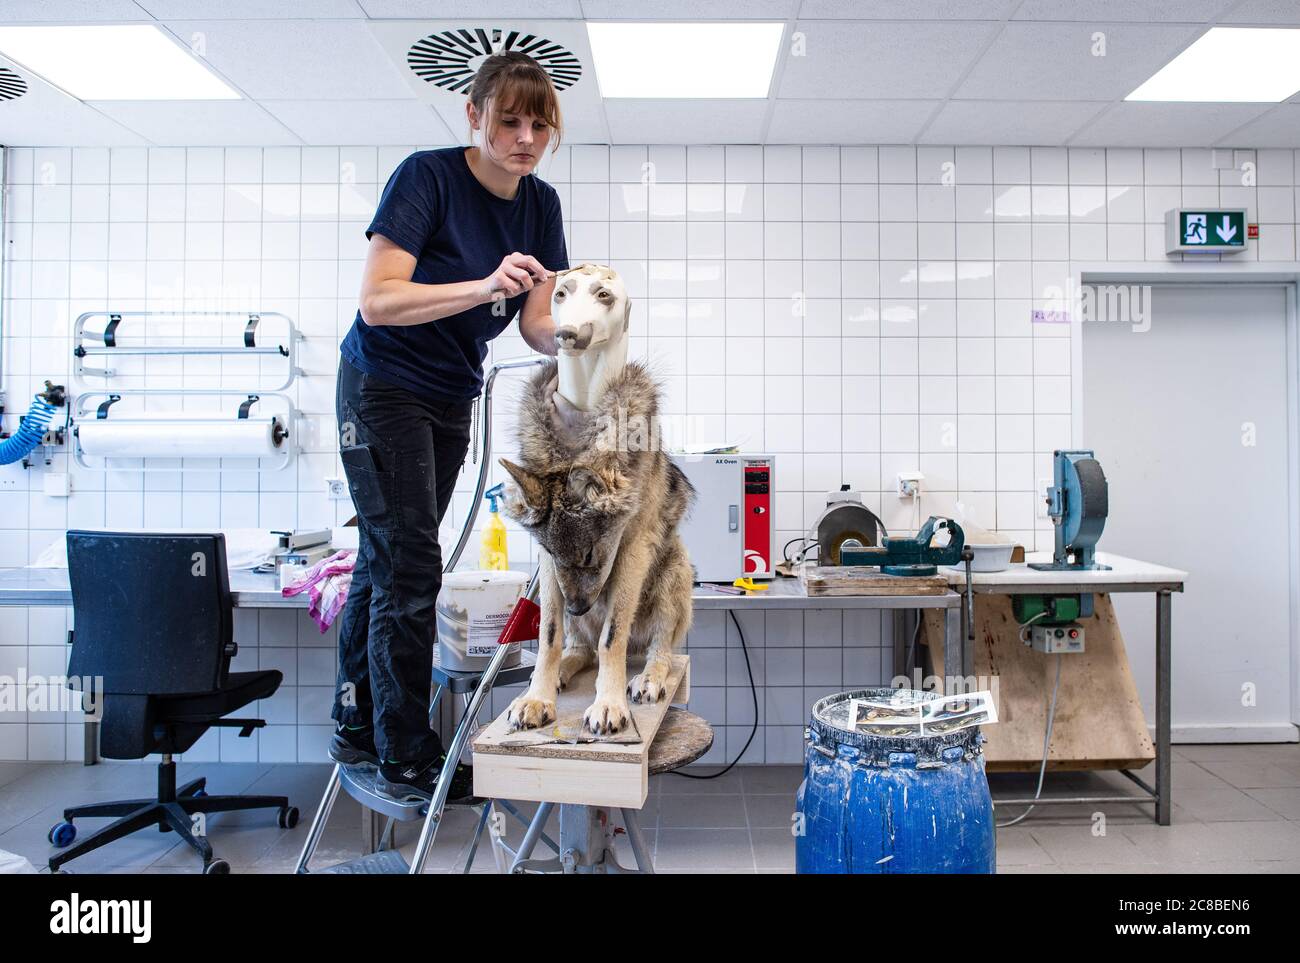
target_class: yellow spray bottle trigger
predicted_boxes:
[732,577,768,592]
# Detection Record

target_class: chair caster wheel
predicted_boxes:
[278,806,299,829]
[204,859,231,875]
[48,821,76,848]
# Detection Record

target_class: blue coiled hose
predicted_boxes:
[0,394,58,465]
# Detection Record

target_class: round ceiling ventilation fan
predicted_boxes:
[406,27,582,95]
[0,66,27,101]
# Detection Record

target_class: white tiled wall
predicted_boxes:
[3,142,1297,764]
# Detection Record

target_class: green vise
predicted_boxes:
[1012,593,1095,624]
[840,516,965,576]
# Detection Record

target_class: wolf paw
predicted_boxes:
[506,695,556,731]
[627,671,668,705]
[583,695,631,736]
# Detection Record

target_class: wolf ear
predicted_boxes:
[499,459,547,525]
[567,465,636,515]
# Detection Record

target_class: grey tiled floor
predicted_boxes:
[1,742,1297,873]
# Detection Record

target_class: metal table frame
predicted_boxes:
[947,572,1182,826]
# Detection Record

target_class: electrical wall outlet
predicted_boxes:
[1036,477,1053,518]
[327,477,349,500]
[896,471,924,498]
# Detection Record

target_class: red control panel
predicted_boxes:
[743,459,772,576]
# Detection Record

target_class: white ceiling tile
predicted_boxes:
[161,20,415,100]
[955,22,1203,101]
[0,2,152,23]
[779,21,1000,99]
[1012,1,1235,22]
[262,99,456,145]
[1067,102,1274,147]
[920,100,1107,145]
[798,1,1018,19]
[767,99,939,144]
[137,1,368,18]
[357,1,584,17]
[1213,104,1300,146]
[604,99,767,144]
[0,59,147,145]
[578,0,795,17]
[89,100,303,145]
[1220,1,1300,26]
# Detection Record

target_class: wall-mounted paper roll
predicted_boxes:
[76,418,285,459]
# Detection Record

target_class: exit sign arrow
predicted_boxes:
[1166,208,1248,254]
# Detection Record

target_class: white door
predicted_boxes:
[1083,282,1296,742]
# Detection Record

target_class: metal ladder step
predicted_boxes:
[315,850,412,875]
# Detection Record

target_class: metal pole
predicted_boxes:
[408,636,516,873]
[1155,589,1173,825]
[294,763,342,873]
[446,356,548,572]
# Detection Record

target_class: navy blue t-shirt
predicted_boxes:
[340,147,568,401]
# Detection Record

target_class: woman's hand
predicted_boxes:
[481,252,552,302]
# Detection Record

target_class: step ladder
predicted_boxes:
[294,578,559,874]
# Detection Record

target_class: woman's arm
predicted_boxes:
[358,234,550,328]
[518,277,559,356]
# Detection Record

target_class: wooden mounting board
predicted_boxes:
[472,654,690,809]
[922,594,1154,772]
[800,564,949,596]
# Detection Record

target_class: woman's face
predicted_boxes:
[471,101,552,176]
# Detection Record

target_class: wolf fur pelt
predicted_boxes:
[498,358,696,736]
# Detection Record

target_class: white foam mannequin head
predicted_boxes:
[550,263,630,410]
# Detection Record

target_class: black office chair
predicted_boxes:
[49,531,298,874]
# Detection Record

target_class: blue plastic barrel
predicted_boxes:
[795,688,995,874]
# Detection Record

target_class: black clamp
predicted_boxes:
[96,395,121,420]
[104,314,121,348]
[237,395,259,419]
[244,314,260,348]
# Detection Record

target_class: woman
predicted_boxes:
[329,51,568,803]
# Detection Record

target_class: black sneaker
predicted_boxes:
[329,724,379,767]
[374,755,481,805]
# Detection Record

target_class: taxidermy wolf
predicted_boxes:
[498,264,695,735]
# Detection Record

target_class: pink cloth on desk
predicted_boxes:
[281,549,355,633]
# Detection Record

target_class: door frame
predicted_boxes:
[1069,262,1300,736]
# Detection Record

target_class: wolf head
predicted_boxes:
[551,263,630,357]
[498,458,638,616]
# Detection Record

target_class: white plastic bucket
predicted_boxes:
[436,570,528,671]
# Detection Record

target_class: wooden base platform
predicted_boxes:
[472,654,691,809]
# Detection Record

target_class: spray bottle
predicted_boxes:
[479,482,509,571]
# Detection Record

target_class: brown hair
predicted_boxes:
[467,51,563,152]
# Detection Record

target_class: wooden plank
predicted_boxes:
[922,594,1154,772]
[472,654,689,808]
[800,564,949,597]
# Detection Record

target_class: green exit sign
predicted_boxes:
[1165,208,1248,254]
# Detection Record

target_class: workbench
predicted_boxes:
[937,551,1187,825]
[0,564,962,764]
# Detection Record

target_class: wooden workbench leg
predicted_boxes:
[1156,589,1173,826]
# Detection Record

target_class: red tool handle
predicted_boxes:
[497,596,541,646]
